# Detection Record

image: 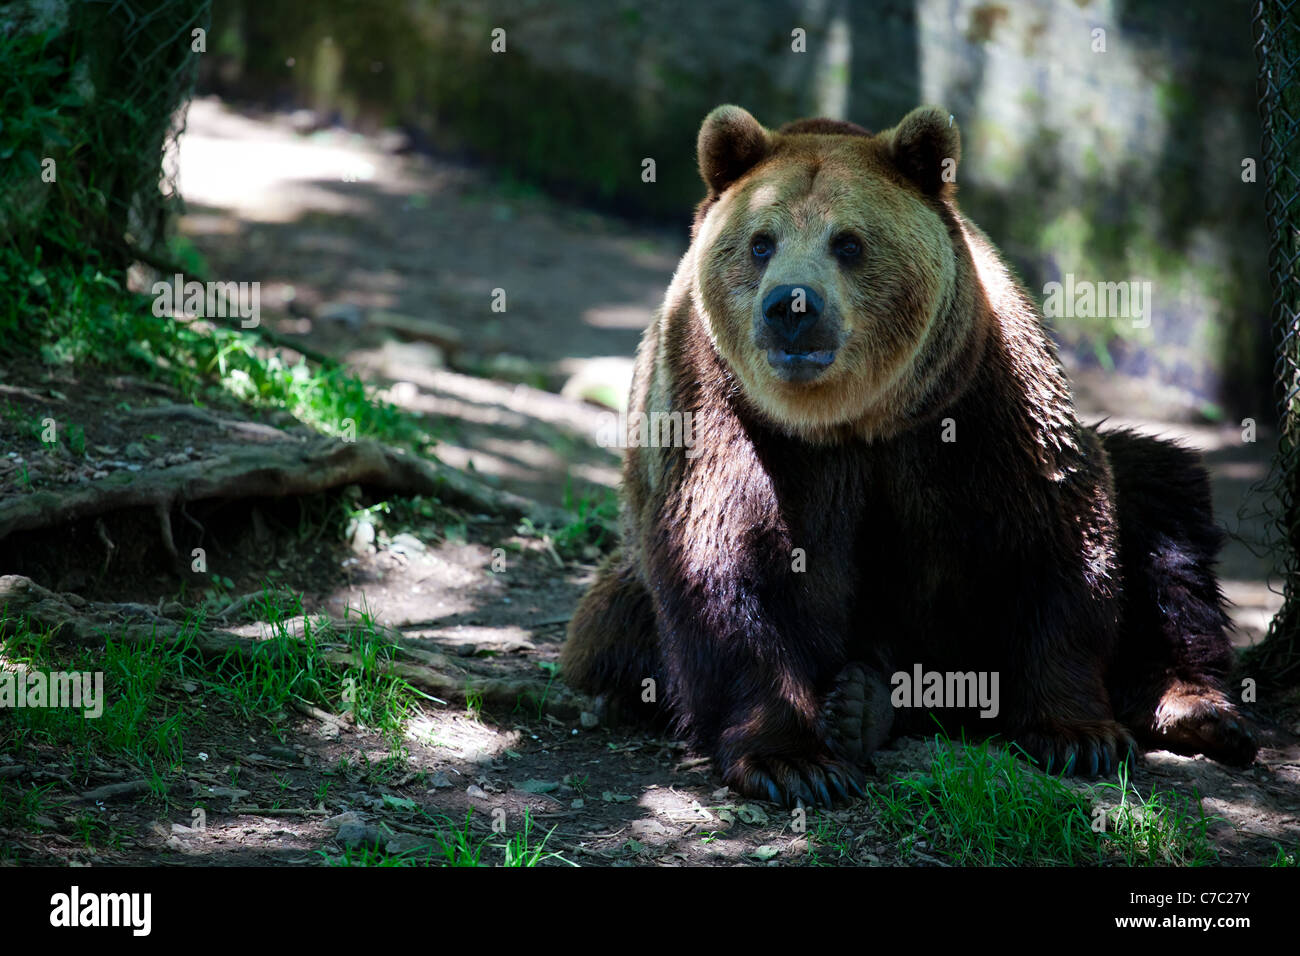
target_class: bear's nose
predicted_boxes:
[762,284,824,342]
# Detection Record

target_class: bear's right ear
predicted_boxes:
[889,106,961,197]
[697,105,771,195]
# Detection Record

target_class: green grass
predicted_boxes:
[805,814,855,867]
[0,245,433,450]
[496,808,572,866]
[868,736,1221,866]
[0,584,420,790]
[513,482,619,563]
[1270,843,1300,867]
[319,808,571,867]
[0,611,202,773]
[0,780,57,834]
[208,589,420,745]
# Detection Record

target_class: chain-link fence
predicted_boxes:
[0,0,208,270]
[84,0,211,264]
[1251,0,1300,676]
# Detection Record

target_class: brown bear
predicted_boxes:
[561,104,1258,807]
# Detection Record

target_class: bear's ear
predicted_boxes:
[698,105,771,195]
[889,106,961,197]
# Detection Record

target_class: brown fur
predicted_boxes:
[562,105,1257,806]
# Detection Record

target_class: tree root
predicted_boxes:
[0,436,569,545]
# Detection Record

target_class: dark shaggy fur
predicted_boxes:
[562,106,1257,807]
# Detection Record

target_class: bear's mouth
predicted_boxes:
[766,348,836,382]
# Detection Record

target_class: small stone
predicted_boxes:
[388,533,426,555]
[386,833,436,855]
[123,442,149,460]
[579,711,600,729]
[337,822,385,850]
[318,301,364,329]
[349,519,375,555]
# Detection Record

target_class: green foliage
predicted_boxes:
[0,240,433,449]
[0,585,418,779]
[870,736,1220,866]
[0,4,207,270]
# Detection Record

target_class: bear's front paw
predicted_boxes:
[1014,720,1138,777]
[724,752,867,809]
[821,661,894,765]
[1148,684,1258,768]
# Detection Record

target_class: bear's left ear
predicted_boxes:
[698,105,772,195]
[889,106,961,197]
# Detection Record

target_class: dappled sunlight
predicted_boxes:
[175,98,410,223]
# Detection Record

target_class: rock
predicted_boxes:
[375,339,446,374]
[630,818,670,838]
[318,301,364,329]
[349,519,375,555]
[428,771,453,790]
[337,822,386,850]
[579,710,600,729]
[388,533,426,555]
[386,833,437,855]
[123,442,149,460]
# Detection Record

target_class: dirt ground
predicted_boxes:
[1,98,1297,866]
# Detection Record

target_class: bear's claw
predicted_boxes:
[1016,720,1138,778]
[726,752,867,809]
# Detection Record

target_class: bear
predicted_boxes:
[561,104,1258,808]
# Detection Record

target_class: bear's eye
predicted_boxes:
[751,236,774,261]
[832,235,862,260]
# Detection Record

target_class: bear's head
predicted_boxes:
[691,105,987,440]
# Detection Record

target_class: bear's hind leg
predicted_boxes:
[1101,428,1257,767]
[560,553,664,726]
